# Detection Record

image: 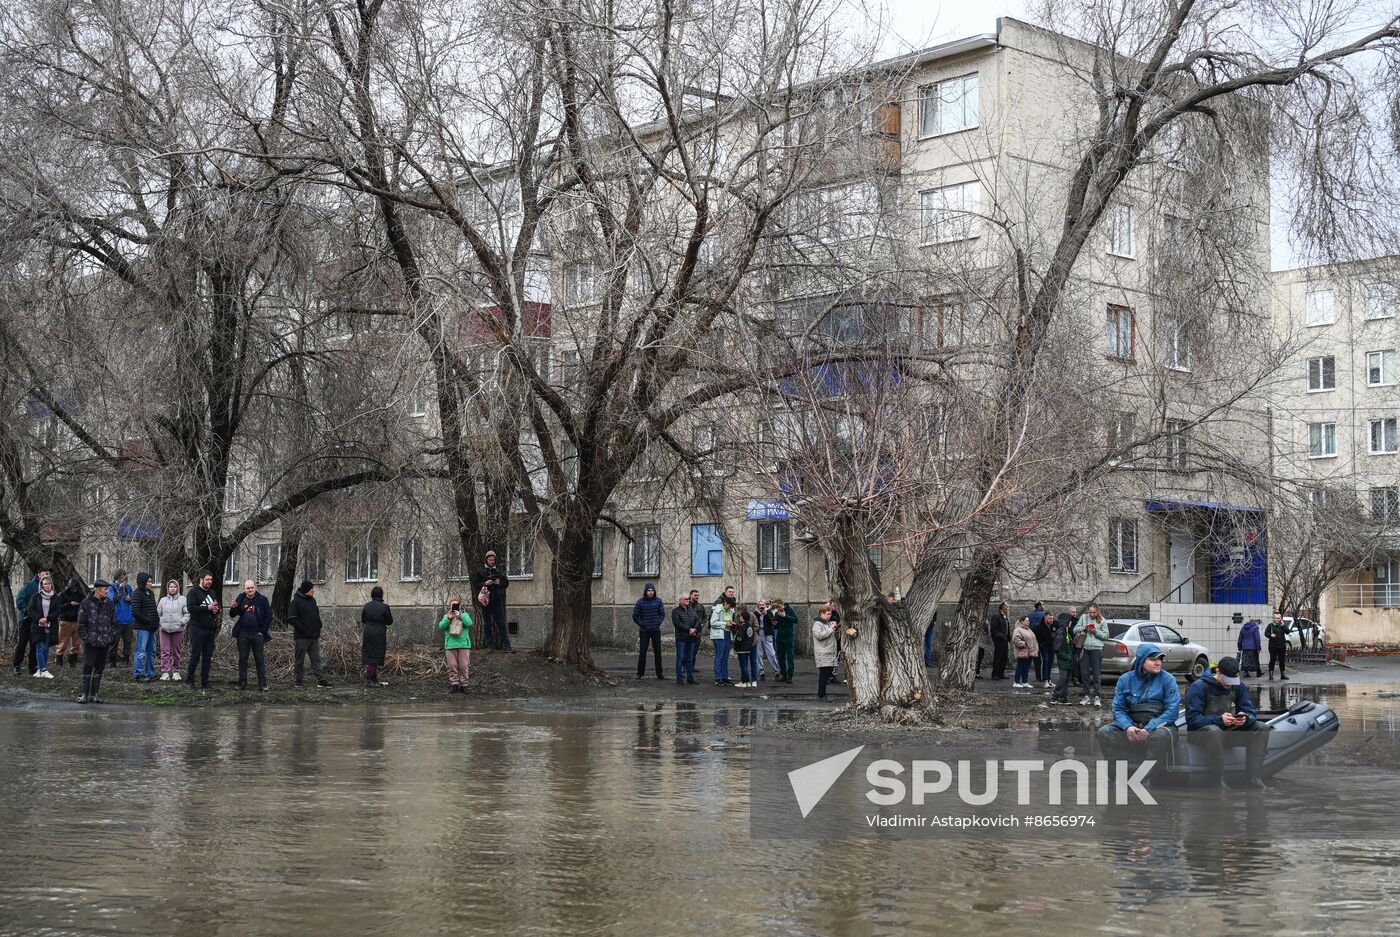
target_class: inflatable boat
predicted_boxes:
[1159,700,1339,787]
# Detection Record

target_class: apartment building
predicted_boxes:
[1271,259,1400,645]
[33,18,1279,645]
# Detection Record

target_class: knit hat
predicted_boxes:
[370,586,384,600]
[297,579,314,595]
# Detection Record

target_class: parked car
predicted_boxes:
[1100,619,1211,680]
[1283,617,1325,651]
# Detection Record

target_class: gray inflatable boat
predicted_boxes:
[1160,700,1339,787]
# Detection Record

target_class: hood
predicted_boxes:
[63,577,80,592]
[641,582,657,599]
[137,572,152,590]
[1133,642,1165,677]
[112,568,127,583]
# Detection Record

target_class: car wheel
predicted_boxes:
[1190,656,1208,680]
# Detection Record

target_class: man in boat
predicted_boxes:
[1184,656,1272,790]
[1096,644,1179,786]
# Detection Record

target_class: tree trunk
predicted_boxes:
[271,525,303,628]
[0,546,15,643]
[829,512,934,723]
[541,509,601,672]
[939,547,1000,693]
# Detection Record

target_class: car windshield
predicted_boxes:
[1108,624,1129,638]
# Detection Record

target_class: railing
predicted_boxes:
[1334,584,1400,609]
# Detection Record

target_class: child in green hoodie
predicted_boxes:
[438,598,473,693]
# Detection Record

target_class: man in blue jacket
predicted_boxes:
[1185,656,1271,789]
[633,583,666,679]
[1097,644,1180,785]
[110,569,135,666]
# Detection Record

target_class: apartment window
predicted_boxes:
[345,535,379,582]
[407,380,429,417]
[506,529,535,579]
[592,528,605,579]
[692,423,718,475]
[1161,315,1194,371]
[1369,418,1399,455]
[919,73,979,137]
[919,182,981,244]
[757,521,791,574]
[1306,356,1336,392]
[223,551,241,586]
[563,262,604,307]
[691,523,723,576]
[1106,411,1136,454]
[1366,283,1397,320]
[636,441,662,482]
[1160,214,1195,265]
[1303,289,1335,326]
[86,552,102,584]
[259,478,273,510]
[560,349,582,389]
[1366,350,1396,387]
[919,295,976,348]
[1109,519,1139,572]
[445,540,470,581]
[1309,487,1331,512]
[1166,419,1190,469]
[1106,305,1135,360]
[255,543,281,584]
[527,342,553,384]
[1308,422,1337,459]
[627,524,661,577]
[868,545,885,570]
[1372,487,1400,523]
[225,474,240,513]
[302,542,327,584]
[1104,204,1135,258]
[399,536,423,581]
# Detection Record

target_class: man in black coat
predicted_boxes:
[76,580,118,703]
[288,580,330,688]
[988,602,1011,681]
[185,572,221,689]
[229,579,272,691]
[131,572,161,682]
[471,550,513,652]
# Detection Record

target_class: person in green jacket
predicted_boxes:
[773,599,799,683]
[1074,604,1109,707]
[438,597,473,693]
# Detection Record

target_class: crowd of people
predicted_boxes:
[970,600,1115,707]
[632,583,846,700]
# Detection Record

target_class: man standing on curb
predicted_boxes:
[76,579,118,704]
[110,570,135,666]
[671,592,701,685]
[1265,613,1290,681]
[230,579,272,691]
[185,573,221,690]
[288,580,330,689]
[633,582,666,679]
[131,573,160,682]
[472,550,514,652]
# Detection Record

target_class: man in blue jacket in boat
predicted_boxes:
[1097,643,1179,786]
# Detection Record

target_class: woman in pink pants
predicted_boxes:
[156,579,189,680]
[438,598,473,694]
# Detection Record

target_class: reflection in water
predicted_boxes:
[0,686,1396,936]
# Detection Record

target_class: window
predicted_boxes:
[793,183,879,243]
[627,524,661,577]
[345,535,379,582]
[86,552,102,584]
[1372,487,1400,523]
[1109,519,1139,572]
[560,349,582,389]
[1307,356,1336,392]
[636,441,662,482]
[1106,411,1136,454]
[918,73,979,137]
[690,523,723,576]
[255,543,281,584]
[225,474,240,512]
[259,478,273,510]
[1166,419,1190,469]
[918,295,977,348]
[563,262,604,307]
[692,423,718,475]
[1104,204,1135,258]
[1161,315,1193,370]
[526,342,553,384]
[1308,422,1337,459]
[1303,289,1335,326]
[445,540,470,581]
[302,542,327,583]
[868,545,885,570]
[592,528,605,579]
[1106,305,1135,360]
[919,182,981,244]
[757,521,791,573]
[85,486,105,509]
[1366,283,1397,320]
[399,536,423,581]
[1160,214,1195,265]
[506,528,535,579]
[1369,418,1399,455]
[224,551,241,586]
[1366,350,1396,387]
[407,379,429,417]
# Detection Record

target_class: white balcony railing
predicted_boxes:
[1335,584,1400,609]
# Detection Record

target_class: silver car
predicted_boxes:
[1100,619,1211,680]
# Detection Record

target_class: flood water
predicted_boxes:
[2,685,1399,936]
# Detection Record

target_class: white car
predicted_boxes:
[1283,617,1325,651]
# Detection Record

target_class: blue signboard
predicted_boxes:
[746,499,790,520]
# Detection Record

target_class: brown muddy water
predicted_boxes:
[1,685,1399,936]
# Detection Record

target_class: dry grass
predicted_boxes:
[206,629,450,680]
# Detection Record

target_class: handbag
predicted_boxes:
[476,585,491,607]
[449,615,463,637]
